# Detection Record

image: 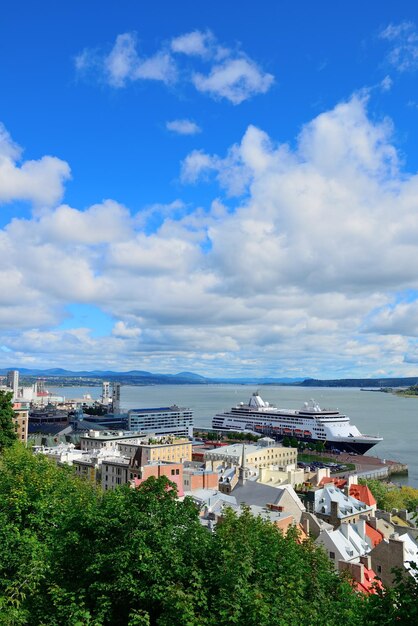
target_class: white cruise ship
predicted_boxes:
[212,393,382,454]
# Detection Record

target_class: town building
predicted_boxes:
[316,518,371,568]
[301,483,374,528]
[128,405,193,437]
[129,437,192,466]
[182,464,219,491]
[370,532,418,587]
[102,456,130,490]
[12,401,29,443]
[79,431,145,451]
[130,461,184,496]
[204,438,297,470]
[338,556,383,595]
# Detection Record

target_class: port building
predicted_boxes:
[128,405,193,438]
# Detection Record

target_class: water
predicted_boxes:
[50,384,418,488]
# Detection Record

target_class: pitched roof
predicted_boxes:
[365,522,383,548]
[349,484,376,507]
[319,477,347,489]
[355,567,383,595]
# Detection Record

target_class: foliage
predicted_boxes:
[0,444,417,625]
[359,479,418,512]
[364,563,418,625]
[0,390,17,451]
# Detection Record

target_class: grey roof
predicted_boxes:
[232,481,282,508]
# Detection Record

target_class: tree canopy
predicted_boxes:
[0,444,416,625]
[0,390,17,451]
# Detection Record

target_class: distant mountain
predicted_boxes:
[2,368,417,388]
[298,377,418,388]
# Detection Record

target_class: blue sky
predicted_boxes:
[2,0,418,377]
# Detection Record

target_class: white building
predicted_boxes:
[316,519,371,569]
[128,405,193,437]
[7,370,19,399]
[112,382,121,413]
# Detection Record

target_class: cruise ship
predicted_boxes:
[212,393,382,454]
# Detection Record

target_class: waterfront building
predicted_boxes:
[112,382,121,413]
[7,370,19,399]
[101,381,110,405]
[128,405,193,437]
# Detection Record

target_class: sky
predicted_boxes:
[2,1,418,378]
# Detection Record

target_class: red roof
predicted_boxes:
[355,567,383,595]
[349,484,376,507]
[365,522,383,548]
[319,477,347,489]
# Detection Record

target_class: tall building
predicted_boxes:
[128,405,193,437]
[101,381,110,405]
[12,401,29,444]
[112,382,121,413]
[7,370,19,399]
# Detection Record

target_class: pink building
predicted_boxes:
[132,461,184,497]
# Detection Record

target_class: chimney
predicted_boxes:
[356,518,366,540]
[368,517,378,530]
[340,522,350,539]
[331,500,339,520]
[360,555,371,570]
[339,561,365,585]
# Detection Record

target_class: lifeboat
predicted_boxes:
[283,428,292,434]
[304,430,312,437]
[294,429,303,436]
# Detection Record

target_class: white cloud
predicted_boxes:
[0,123,70,207]
[75,30,273,104]
[192,57,274,104]
[112,321,142,338]
[79,32,177,88]
[379,21,418,72]
[166,119,201,135]
[380,75,393,91]
[4,96,418,375]
[171,30,214,57]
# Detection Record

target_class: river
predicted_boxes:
[50,384,418,488]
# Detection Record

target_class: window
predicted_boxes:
[377,565,382,574]
[329,552,335,560]
[171,469,175,475]
[176,469,180,475]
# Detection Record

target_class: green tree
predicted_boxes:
[0,390,17,451]
[364,563,418,626]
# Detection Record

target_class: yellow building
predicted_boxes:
[137,437,192,464]
[204,438,297,470]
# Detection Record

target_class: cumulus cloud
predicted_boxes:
[193,57,274,104]
[77,32,177,87]
[380,21,418,72]
[75,30,273,104]
[4,96,418,375]
[171,30,214,57]
[166,119,201,135]
[0,123,70,207]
